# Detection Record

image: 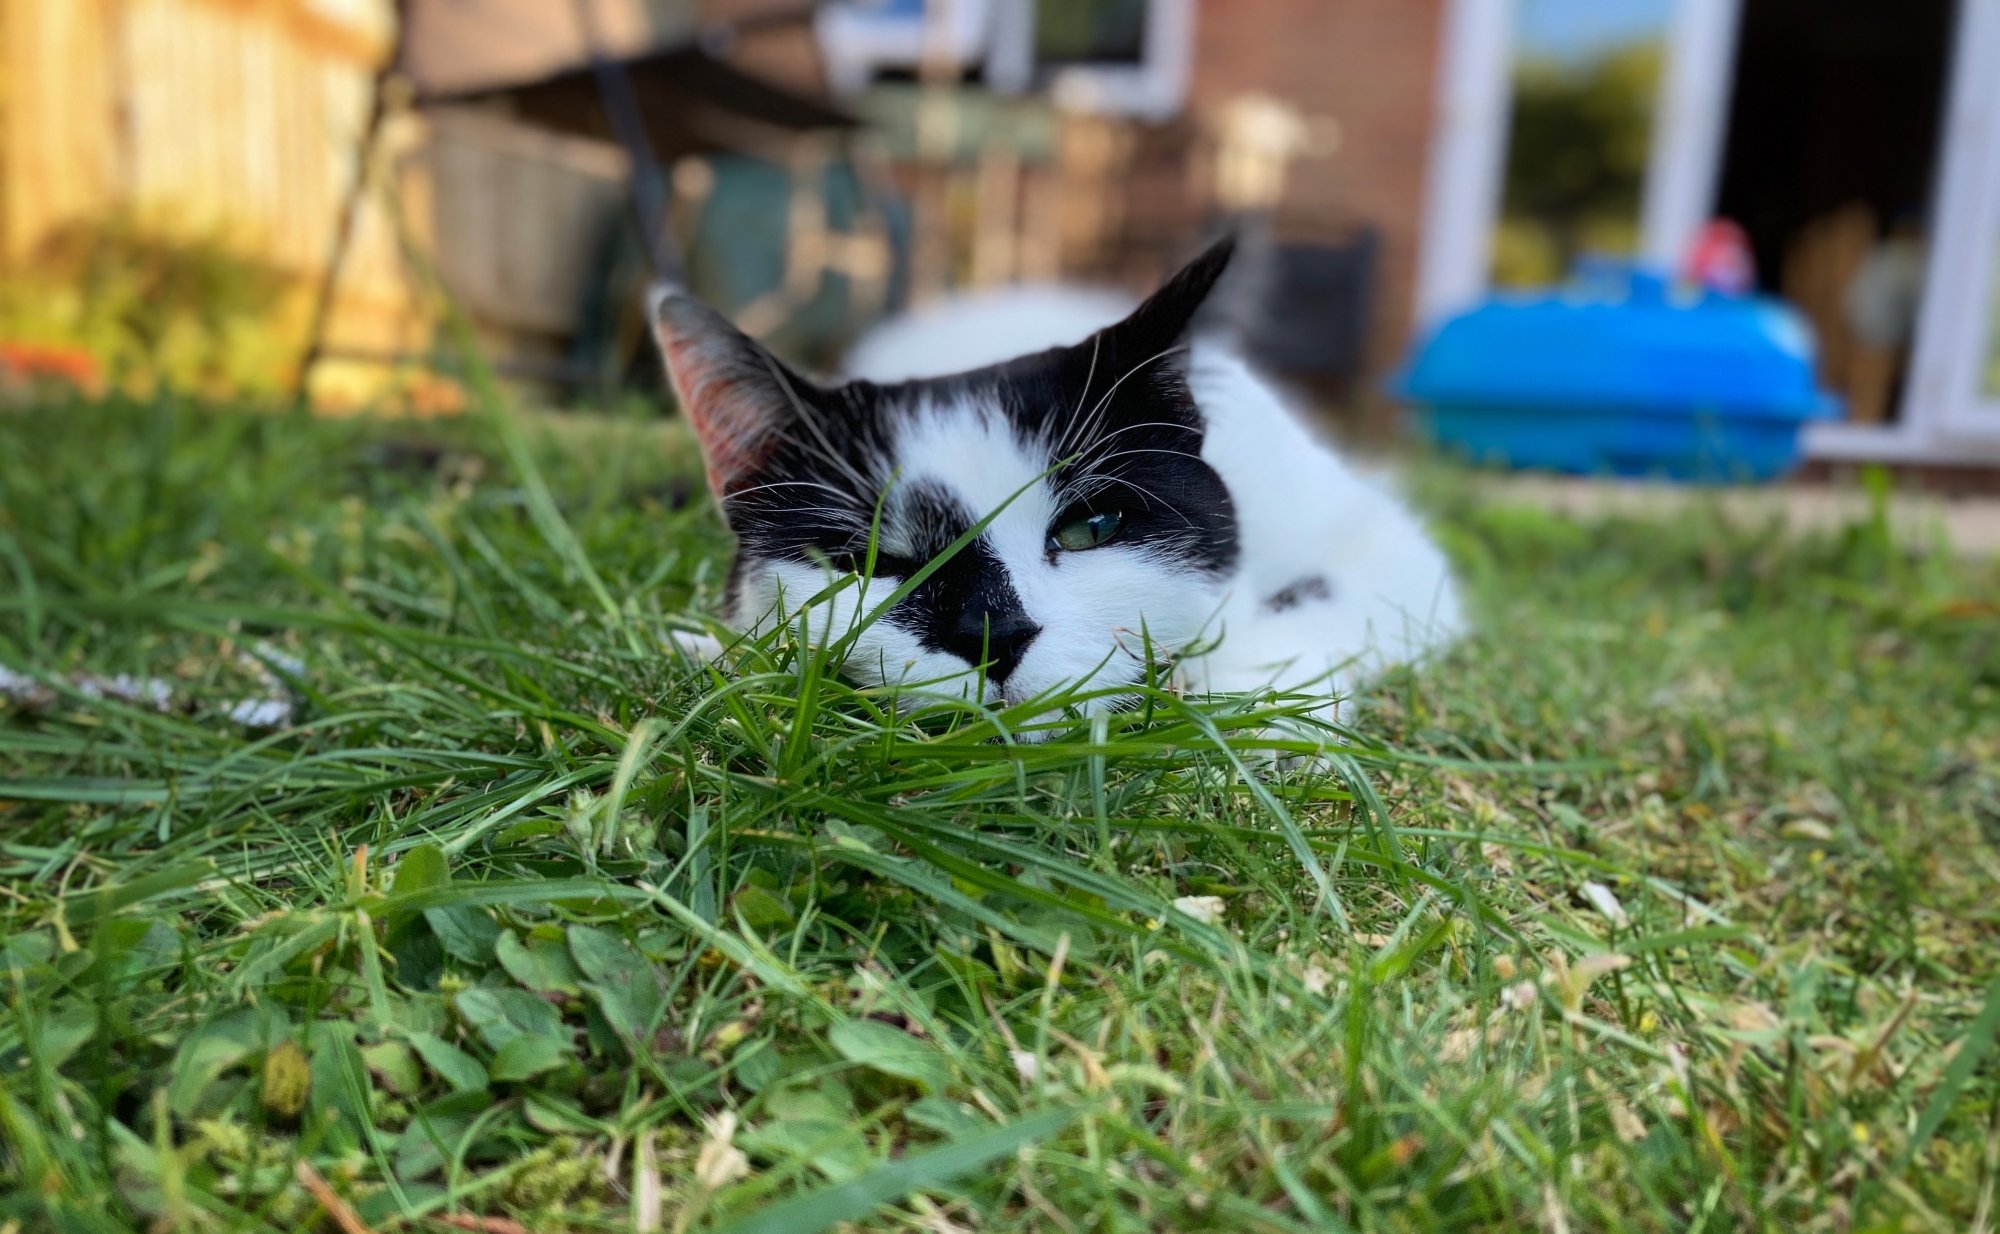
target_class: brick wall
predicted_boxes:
[1190,0,1446,378]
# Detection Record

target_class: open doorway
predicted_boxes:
[1714,0,1955,426]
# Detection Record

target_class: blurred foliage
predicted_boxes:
[1495,44,1661,287]
[0,216,301,400]
[0,342,102,408]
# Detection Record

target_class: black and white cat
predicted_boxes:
[652,238,1461,727]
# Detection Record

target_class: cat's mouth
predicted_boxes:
[989,644,1177,714]
[993,665,1158,722]
[899,671,1133,717]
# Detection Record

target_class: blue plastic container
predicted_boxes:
[1397,261,1841,481]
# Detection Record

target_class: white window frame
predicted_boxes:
[1415,0,1516,325]
[1050,0,1194,121]
[813,0,998,96]
[1804,0,2000,462]
[1637,0,1742,270]
[1907,0,2000,447]
[817,1,1194,120]
[986,0,1195,120]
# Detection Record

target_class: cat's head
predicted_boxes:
[651,239,1239,718]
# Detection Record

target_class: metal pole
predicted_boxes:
[295,0,410,410]
[571,0,682,283]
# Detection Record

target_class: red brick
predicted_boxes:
[1190,0,1445,378]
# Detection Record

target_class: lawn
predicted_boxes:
[2,395,1997,1234]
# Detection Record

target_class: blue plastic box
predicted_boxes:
[1397,262,1841,481]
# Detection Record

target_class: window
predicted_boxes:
[1035,0,1150,68]
[1492,0,1672,287]
[1016,0,1192,120]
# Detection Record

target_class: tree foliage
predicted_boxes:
[1496,44,1662,286]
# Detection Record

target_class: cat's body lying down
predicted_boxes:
[654,239,1461,729]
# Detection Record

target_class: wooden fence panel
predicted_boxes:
[414,107,629,338]
[3,0,641,380]
[0,0,121,261]
[2,0,393,280]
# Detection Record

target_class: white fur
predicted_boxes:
[837,288,1465,717]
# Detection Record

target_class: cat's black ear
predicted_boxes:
[1099,234,1237,361]
[650,286,811,499]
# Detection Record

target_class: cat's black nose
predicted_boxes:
[943,609,1041,685]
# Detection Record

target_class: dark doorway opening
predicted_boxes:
[1715,0,1955,425]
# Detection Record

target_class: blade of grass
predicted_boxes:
[711,1105,1084,1234]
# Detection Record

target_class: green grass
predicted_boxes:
[2,395,1997,1233]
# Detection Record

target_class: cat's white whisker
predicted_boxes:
[1081,445,1209,465]
[725,477,865,505]
[732,506,870,530]
[1071,344,1190,453]
[1058,332,1106,458]
[1072,418,1197,449]
[732,421,874,503]
[1062,473,1200,532]
[758,352,881,499]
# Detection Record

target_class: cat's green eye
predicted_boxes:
[1050,510,1124,553]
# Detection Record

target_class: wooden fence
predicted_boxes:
[407,106,630,342]
[1,0,395,270]
[0,0,638,401]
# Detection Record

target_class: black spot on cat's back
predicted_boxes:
[1264,575,1332,613]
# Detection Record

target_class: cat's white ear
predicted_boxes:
[649,285,805,499]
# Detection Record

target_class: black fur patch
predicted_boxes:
[1264,575,1333,613]
[715,376,897,568]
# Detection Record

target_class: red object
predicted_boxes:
[1683,219,1757,296]
[0,342,103,395]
